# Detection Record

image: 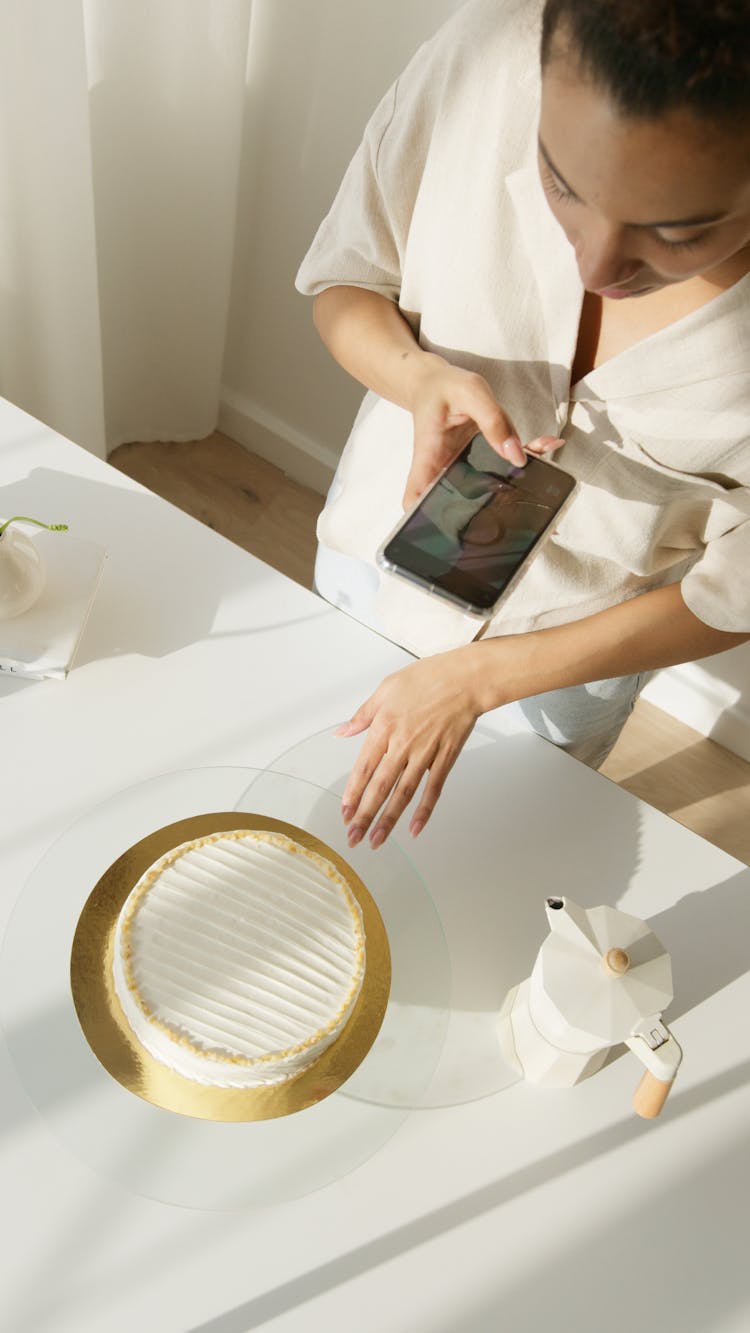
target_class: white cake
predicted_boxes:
[112,829,366,1088]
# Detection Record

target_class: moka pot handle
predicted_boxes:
[625,1017,682,1120]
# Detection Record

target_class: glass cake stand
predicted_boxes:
[0,767,450,1210]
[263,725,525,1107]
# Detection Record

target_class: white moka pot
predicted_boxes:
[498,896,682,1119]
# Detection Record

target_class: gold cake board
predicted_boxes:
[70,813,391,1122]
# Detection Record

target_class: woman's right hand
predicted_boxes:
[312,288,564,508]
[404,351,564,509]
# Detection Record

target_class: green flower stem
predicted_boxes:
[0,516,68,538]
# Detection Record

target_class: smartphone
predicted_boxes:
[377,434,576,617]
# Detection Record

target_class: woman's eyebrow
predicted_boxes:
[537,136,728,228]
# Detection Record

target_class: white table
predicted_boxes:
[1,397,748,1333]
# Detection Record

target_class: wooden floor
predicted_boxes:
[111,433,750,867]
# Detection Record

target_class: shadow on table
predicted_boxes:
[270,731,655,1019]
[650,869,750,1022]
[259,730,750,1107]
[0,1001,93,1131]
[183,1057,750,1333]
[0,466,330,699]
[439,1114,750,1333]
[422,739,750,1079]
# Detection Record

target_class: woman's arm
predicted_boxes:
[336,581,750,848]
[313,286,563,506]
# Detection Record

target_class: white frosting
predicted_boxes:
[112,830,365,1087]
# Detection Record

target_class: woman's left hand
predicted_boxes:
[335,647,484,849]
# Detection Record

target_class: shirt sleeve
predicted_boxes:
[681,504,750,633]
[295,77,413,305]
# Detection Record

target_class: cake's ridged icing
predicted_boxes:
[112,830,365,1087]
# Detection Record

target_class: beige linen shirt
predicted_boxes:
[296,0,750,657]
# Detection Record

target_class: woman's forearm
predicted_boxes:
[466,582,750,713]
[312,285,439,410]
[336,580,748,848]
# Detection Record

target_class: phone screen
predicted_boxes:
[381,435,575,613]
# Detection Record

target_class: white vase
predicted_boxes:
[0,524,46,619]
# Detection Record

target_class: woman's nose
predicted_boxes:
[575,222,642,292]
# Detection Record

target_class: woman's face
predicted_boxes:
[538,52,750,299]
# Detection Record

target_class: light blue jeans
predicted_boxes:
[314,545,650,770]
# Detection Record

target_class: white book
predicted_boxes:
[0,532,106,680]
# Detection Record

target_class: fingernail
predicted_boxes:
[370,827,386,849]
[341,803,353,823]
[348,826,363,847]
[501,437,524,465]
[410,819,424,838]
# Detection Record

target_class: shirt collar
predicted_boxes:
[572,272,750,401]
[505,161,583,424]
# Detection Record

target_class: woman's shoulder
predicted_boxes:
[397,0,543,107]
[375,0,542,188]
[433,0,543,47]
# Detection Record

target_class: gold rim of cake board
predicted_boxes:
[70,813,392,1122]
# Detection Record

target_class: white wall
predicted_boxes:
[219,0,750,761]
[642,648,750,764]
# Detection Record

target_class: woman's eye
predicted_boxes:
[652,231,708,252]
[540,160,711,254]
[541,168,576,204]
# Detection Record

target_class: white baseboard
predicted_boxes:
[643,663,750,763]
[218,387,338,496]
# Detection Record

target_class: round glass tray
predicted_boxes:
[264,726,525,1106]
[0,767,450,1210]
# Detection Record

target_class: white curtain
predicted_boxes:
[0,0,253,459]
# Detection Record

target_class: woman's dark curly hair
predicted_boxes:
[541,1,750,122]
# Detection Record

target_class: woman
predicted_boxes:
[296,0,750,849]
